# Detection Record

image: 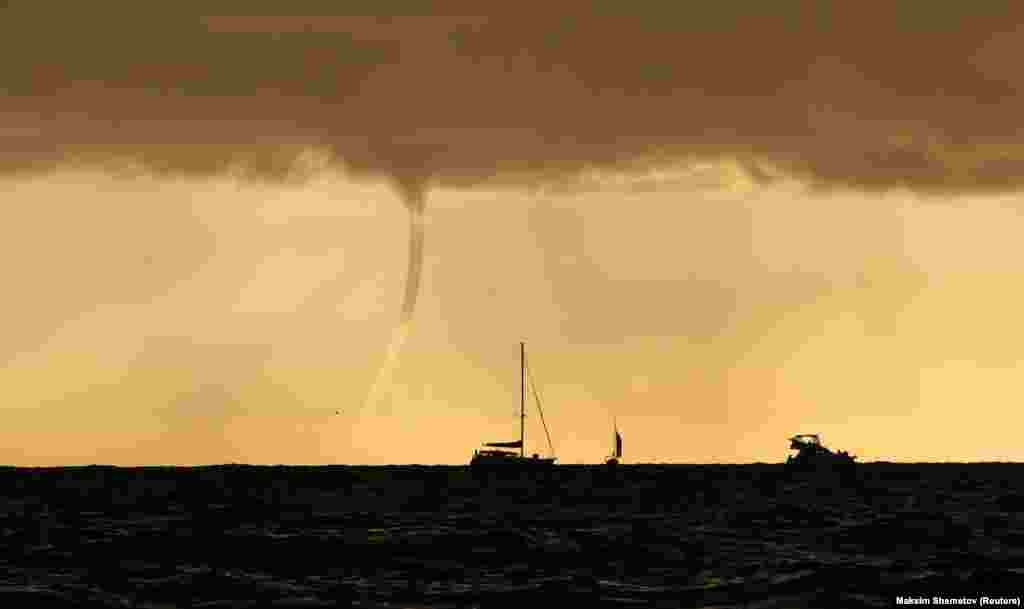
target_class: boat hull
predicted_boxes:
[785,435,855,476]
[470,454,556,468]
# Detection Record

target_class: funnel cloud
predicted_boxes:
[363,181,426,412]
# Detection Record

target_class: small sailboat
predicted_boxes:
[605,418,623,466]
[470,342,556,468]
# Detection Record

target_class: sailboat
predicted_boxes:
[470,342,557,468]
[605,418,623,466]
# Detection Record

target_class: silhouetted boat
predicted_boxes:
[470,342,556,469]
[605,418,622,466]
[785,434,855,472]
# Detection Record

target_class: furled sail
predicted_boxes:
[485,440,523,449]
[615,431,623,459]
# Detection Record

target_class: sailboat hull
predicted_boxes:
[470,451,556,468]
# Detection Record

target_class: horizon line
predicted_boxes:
[5,460,1024,469]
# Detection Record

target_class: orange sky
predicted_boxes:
[3,169,1024,465]
[4,3,1024,464]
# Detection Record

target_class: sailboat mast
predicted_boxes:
[520,341,526,458]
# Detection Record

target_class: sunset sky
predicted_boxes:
[3,2,1024,464]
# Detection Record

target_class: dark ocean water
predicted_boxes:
[2,463,1023,608]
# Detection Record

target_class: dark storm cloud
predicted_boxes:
[2,1,1023,192]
